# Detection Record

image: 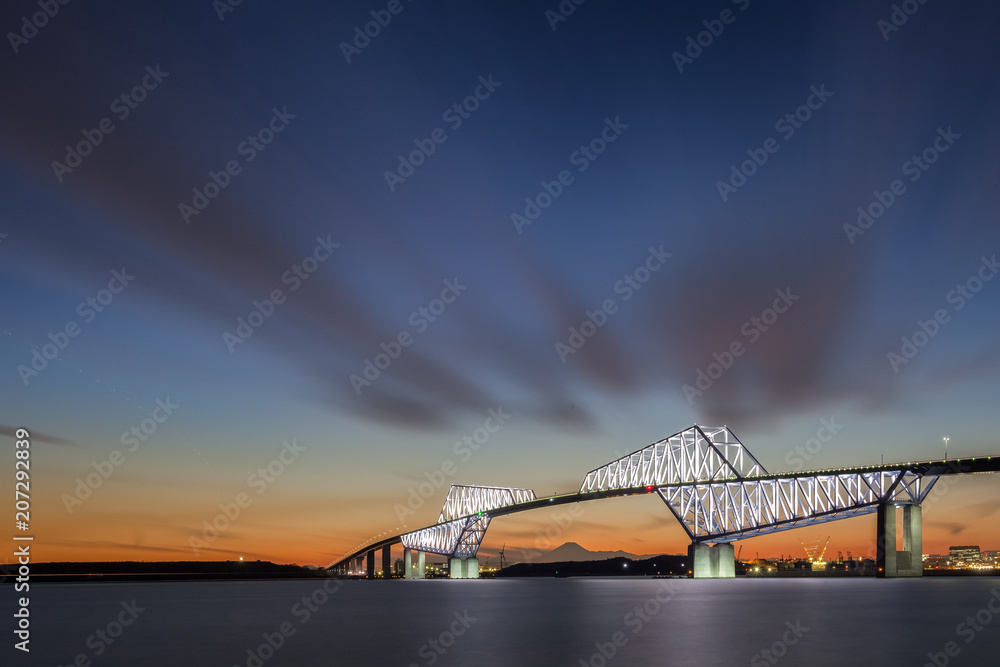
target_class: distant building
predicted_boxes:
[949,545,981,565]
[923,555,949,569]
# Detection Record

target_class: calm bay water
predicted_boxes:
[7,577,1000,666]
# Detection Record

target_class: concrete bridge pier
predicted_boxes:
[903,505,923,572]
[404,549,426,579]
[449,557,480,579]
[688,543,735,579]
[877,503,922,578]
[382,545,392,579]
[366,550,376,579]
[354,556,363,575]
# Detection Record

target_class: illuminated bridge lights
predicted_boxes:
[332,425,1000,570]
[399,485,536,557]
[580,425,766,493]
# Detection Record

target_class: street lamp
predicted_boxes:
[943,436,950,460]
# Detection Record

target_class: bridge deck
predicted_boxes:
[330,455,998,569]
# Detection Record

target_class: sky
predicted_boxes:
[1,0,999,567]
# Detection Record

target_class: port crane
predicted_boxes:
[800,536,831,563]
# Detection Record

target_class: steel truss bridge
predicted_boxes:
[332,425,1000,578]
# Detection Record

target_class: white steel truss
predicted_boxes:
[581,425,766,492]
[439,485,536,522]
[659,470,939,542]
[400,516,492,558]
[334,428,998,573]
[401,485,536,557]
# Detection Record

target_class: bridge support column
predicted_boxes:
[448,557,479,579]
[689,544,711,578]
[366,550,376,579]
[404,549,426,579]
[903,505,923,575]
[418,551,426,578]
[355,556,363,575]
[382,545,392,579]
[689,543,735,579]
[877,503,896,577]
[714,543,735,578]
[878,503,923,578]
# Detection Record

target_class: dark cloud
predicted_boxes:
[2,1,999,439]
[44,538,193,555]
[643,242,867,428]
[0,425,77,446]
[927,521,968,536]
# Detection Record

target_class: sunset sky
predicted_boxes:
[1,0,999,567]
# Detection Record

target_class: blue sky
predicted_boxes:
[1,0,999,563]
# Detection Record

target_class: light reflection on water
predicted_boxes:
[9,576,1000,666]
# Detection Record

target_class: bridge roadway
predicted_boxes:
[330,454,1000,571]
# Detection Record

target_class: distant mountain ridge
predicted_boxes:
[514,541,673,563]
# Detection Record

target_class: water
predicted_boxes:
[8,577,1000,666]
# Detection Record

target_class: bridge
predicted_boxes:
[331,425,1000,579]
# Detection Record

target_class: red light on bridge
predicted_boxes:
[646,485,654,492]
